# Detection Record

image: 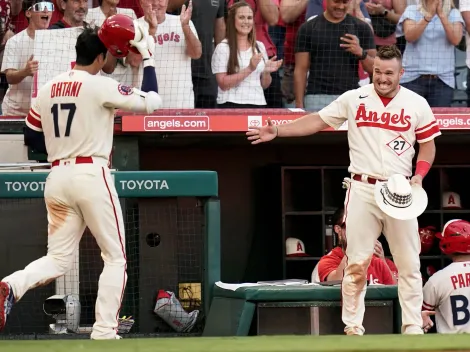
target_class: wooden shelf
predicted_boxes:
[284,211,323,216]
[279,164,470,282]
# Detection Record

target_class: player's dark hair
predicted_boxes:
[75,26,108,66]
[376,45,402,62]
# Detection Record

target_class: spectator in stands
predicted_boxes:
[86,0,136,24]
[86,0,139,86]
[397,0,463,107]
[164,0,226,108]
[2,0,22,33]
[49,0,87,28]
[279,0,307,106]
[12,0,61,33]
[227,0,283,108]
[211,1,282,108]
[457,0,470,106]
[1,0,53,116]
[49,0,117,73]
[294,0,376,111]
[315,207,397,285]
[137,0,201,108]
[189,0,226,108]
[364,0,405,49]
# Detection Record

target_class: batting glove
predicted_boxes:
[129,21,156,67]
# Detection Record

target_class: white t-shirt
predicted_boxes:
[25,70,151,162]
[459,0,470,69]
[138,15,198,108]
[211,39,268,105]
[318,84,441,178]
[1,30,35,116]
[423,261,470,333]
[87,7,141,88]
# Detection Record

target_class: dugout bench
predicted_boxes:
[203,284,401,336]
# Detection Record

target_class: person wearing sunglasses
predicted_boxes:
[0,0,53,117]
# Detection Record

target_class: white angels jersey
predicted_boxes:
[25,70,149,163]
[319,84,441,179]
[423,261,470,333]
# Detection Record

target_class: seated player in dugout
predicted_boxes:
[421,220,470,334]
[316,207,398,285]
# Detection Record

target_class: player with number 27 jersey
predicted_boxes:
[26,71,148,163]
[319,84,441,179]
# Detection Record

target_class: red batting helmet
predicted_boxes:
[437,219,470,255]
[98,14,139,58]
[419,226,436,254]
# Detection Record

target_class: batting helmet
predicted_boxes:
[98,14,140,58]
[419,226,437,254]
[437,219,470,255]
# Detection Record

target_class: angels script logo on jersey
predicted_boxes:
[355,103,412,132]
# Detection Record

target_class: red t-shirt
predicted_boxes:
[318,247,395,285]
[280,10,305,66]
[227,0,279,57]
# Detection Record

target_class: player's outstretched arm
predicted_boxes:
[246,113,330,145]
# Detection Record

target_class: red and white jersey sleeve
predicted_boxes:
[415,100,441,143]
[36,70,150,163]
[318,91,352,130]
[423,262,470,334]
[25,96,42,132]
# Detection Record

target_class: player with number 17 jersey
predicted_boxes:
[26,71,149,163]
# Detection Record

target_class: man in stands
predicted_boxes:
[49,0,117,73]
[137,0,201,108]
[1,0,53,116]
[294,0,376,111]
[316,207,397,285]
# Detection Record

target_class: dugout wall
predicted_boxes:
[0,170,220,338]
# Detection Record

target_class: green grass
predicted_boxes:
[1,334,470,352]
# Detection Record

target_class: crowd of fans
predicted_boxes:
[0,0,468,116]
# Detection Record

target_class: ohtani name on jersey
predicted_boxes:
[450,273,470,290]
[355,103,411,131]
[50,82,83,98]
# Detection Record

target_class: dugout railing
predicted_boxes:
[0,169,220,339]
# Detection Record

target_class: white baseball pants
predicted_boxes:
[2,158,127,339]
[342,179,423,335]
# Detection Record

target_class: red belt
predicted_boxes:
[51,156,94,167]
[352,174,384,185]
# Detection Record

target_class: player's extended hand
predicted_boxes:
[23,55,39,77]
[246,118,278,145]
[410,175,423,187]
[263,55,283,73]
[180,0,193,27]
[422,310,435,333]
[340,34,363,58]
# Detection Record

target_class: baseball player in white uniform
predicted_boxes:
[0,18,161,340]
[422,219,470,334]
[247,45,441,335]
